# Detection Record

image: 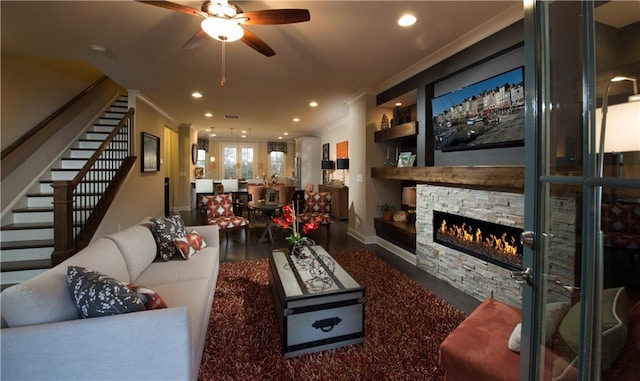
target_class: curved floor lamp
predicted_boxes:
[594,76,640,356]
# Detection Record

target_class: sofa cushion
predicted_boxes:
[508,301,570,353]
[555,287,629,378]
[149,213,187,261]
[0,238,129,327]
[134,245,220,287]
[107,224,158,281]
[67,266,145,318]
[174,230,208,259]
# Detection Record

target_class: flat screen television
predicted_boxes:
[432,66,525,152]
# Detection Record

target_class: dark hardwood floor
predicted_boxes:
[181,209,480,315]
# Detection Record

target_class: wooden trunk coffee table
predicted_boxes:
[268,245,365,358]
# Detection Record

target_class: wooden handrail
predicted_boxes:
[69,108,135,187]
[51,107,135,265]
[1,75,108,160]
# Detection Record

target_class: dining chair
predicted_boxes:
[200,193,249,247]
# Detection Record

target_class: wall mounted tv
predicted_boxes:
[432,66,525,152]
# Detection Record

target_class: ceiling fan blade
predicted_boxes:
[241,9,310,25]
[241,29,276,57]
[136,1,207,18]
[183,30,209,50]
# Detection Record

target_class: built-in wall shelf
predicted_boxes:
[371,165,524,193]
[374,217,416,254]
[373,121,417,142]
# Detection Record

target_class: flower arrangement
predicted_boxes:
[273,203,321,245]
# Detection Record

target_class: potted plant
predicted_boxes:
[377,203,396,221]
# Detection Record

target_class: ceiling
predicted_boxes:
[3,1,529,141]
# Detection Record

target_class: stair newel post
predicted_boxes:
[127,111,135,157]
[52,180,75,265]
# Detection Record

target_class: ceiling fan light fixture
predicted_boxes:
[201,17,244,42]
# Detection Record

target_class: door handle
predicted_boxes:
[511,267,533,286]
[521,231,535,249]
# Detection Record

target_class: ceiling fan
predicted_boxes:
[137,0,311,57]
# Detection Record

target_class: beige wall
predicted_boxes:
[319,119,350,186]
[1,54,103,150]
[1,55,122,214]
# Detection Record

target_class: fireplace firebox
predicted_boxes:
[433,211,523,270]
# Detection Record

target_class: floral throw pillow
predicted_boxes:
[67,266,145,318]
[149,213,187,261]
[174,230,208,259]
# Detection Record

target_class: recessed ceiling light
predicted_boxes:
[309,101,318,107]
[278,136,283,140]
[211,133,217,137]
[292,117,300,122]
[241,134,246,138]
[204,112,213,117]
[241,130,247,134]
[398,14,417,27]
[284,132,289,136]
[205,128,211,131]
[395,102,402,106]
[192,92,203,98]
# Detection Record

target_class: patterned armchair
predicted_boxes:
[200,194,249,246]
[298,191,332,242]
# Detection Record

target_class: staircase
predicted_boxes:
[0,96,130,289]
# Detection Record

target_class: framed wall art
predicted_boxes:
[432,66,525,152]
[322,143,330,160]
[141,132,160,172]
[265,189,279,205]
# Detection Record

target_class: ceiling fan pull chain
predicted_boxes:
[220,40,226,87]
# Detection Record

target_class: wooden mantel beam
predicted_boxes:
[370,166,525,193]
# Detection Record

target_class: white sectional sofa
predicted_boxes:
[1,221,220,381]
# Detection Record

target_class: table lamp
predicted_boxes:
[336,158,349,183]
[321,160,335,184]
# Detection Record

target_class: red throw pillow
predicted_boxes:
[174,230,208,259]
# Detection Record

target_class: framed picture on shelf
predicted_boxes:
[265,189,279,205]
[398,152,412,167]
[141,132,160,172]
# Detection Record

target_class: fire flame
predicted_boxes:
[439,219,518,256]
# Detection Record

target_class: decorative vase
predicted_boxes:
[290,237,315,259]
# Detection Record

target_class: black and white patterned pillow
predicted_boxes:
[149,213,187,261]
[67,266,145,318]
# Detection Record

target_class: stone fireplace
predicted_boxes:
[416,185,525,305]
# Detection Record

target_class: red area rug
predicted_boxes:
[199,250,466,380]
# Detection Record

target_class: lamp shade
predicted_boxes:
[321,160,335,170]
[336,158,350,170]
[596,101,640,153]
[402,187,417,207]
[201,18,244,42]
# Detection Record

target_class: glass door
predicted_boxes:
[522,1,639,380]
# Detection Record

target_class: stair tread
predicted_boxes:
[1,239,54,250]
[2,221,81,230]
[12,205,93,213]
[2,222,54,230]
[40,179,112,184]
[1,259,52,272]
[69,148,127,151]
[51,168,118,171]
[27,192,103,197]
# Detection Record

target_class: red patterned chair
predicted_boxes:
[298,191,332,243]
[200,194,249,246]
